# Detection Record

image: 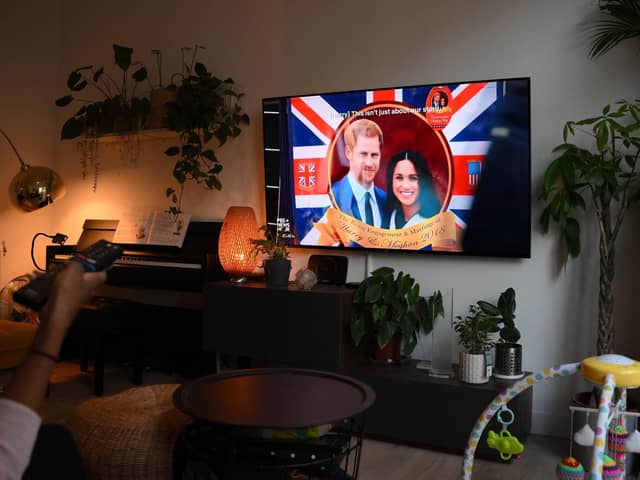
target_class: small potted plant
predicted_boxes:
[251,219,294,288]
[477,287,523,379]
[350,266,441,363]
[454,305,499,384]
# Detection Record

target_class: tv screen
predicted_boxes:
[262,77,531,258]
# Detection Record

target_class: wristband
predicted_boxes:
[29,348,59,362]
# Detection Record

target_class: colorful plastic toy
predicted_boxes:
[485,406,524,460]
[461,354,640,480]
[556,456,585,480]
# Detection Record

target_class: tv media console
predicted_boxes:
[203,281,532,458]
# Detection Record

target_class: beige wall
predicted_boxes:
[1,0,639,436]
[0,1,62,281]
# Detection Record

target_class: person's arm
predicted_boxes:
[4,262,106,411]
[0,262,104,479]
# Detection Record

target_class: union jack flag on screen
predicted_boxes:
[286,81,507,240]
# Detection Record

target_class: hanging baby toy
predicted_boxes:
[486,405,524,460]
[461,354,640,480]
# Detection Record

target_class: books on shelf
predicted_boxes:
[112,210,191,248]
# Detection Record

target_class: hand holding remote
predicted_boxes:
[13,239,122,311]
[4,249,108,415]
[38,262,107,341]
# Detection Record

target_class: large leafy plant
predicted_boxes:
[55,44,150,139]
[163,46,250,217]
[350,267,442,357]
[587,0,640,59]
[540,100,640,354]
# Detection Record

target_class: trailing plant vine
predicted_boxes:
[163,45,250,217]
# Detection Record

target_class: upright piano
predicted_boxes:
[46,219,227,394]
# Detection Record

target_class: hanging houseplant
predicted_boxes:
[55,44,150,190]
[163,45,250,218]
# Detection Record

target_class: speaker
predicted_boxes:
[307,255,348,285]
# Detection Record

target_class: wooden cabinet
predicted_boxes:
[203,281,532,457]
[344,358,531,458]
[203,281,353,371]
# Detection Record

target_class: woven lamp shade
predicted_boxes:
[218,206,259,278]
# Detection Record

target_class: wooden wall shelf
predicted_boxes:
[70,128,178,144]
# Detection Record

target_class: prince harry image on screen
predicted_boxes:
[330,118,389,228]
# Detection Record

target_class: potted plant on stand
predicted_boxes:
[477,287,523,379]
[251,220,294,288]
[454,305,498,384]
[350,266,441,363]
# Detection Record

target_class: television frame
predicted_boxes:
[261,76,531,259]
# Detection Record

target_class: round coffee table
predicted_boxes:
[173,368,376,479]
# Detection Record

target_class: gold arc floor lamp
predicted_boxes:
[218,206,260,283]
[1,127,65,212]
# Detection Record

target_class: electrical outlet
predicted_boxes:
[1,240,6,257]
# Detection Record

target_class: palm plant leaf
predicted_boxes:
[588,0,640,58]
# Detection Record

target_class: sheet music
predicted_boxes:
[148,212,191,247]
[112,211,191,247]
[112,211,153,245]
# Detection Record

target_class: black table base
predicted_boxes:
[174,418,365,479]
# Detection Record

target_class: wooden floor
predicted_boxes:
[8,361,597,479]
[358,436,566,479]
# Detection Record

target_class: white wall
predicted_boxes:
[1,0,639,437]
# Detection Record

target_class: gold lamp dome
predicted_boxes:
[2,128,65,212]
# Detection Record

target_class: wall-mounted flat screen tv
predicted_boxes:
[262,77,531,258]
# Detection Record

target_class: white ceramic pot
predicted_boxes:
[459,352,489,384]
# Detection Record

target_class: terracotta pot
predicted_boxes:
[373,334,402,362]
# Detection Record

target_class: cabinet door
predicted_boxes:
[203,283,352,370]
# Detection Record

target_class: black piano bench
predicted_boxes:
[73,297,145,396]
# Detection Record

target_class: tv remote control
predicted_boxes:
[13,239,123,311]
